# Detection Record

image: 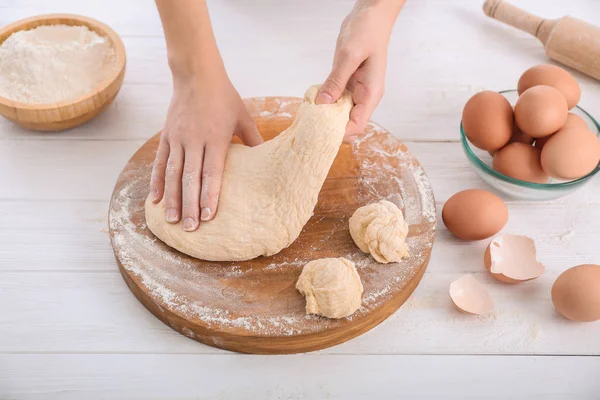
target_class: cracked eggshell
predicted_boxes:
[449,274,494,315]
[484,234,545,283]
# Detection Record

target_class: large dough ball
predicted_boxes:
[296,258,363,319]
[349,200,409,263]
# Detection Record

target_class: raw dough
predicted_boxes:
[145,85,353,261]
[349,200,409,263]
[296,257,363,319]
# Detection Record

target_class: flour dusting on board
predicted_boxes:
[109,113,436,338]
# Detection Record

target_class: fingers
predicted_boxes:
[181,146,204,232]
[317,47,364,105]
[150,138,170,203]
[200,141,228,222]
[347,76,384,137]
[237,112,263,147]
[163,144,184,224]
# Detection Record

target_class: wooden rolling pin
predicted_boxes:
[483,0,600,81]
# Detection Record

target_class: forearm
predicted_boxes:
[353,0,405,37]
[155,0,225,81]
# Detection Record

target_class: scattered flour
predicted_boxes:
[108,113,436,338]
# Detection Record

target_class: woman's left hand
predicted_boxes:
[317,0,405,142]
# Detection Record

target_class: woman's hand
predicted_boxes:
[317,0,405,141]
[150,75,263,232]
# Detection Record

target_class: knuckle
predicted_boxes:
[165,161,179,178]
[153,158,167,170]
[202,167,217,181]
[182,170,199,188]
[338,46,361,64]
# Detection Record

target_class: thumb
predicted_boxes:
[317,51,361,105]
[237,113,264,147]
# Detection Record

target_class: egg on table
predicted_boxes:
[552,264,600,322]
[442,189,508,241]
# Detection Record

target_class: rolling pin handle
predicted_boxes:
[483,0,545,40]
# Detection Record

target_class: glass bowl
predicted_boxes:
[460,90,600,200]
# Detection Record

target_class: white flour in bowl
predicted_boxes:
[0,24,116,104]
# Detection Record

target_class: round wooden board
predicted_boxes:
[109,96,437,354]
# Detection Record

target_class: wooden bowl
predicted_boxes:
[0,14,126,131]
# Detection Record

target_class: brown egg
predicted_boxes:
[442,189,508,241]
[515,85,568,138]
[563,113,588,130]
[552,264,600,322]
[462,91,513,151]
[492,142,549,183]
[541,126,600,180]
[518,64,581,109]
[534,114,587,150]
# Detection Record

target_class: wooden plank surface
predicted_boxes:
[1,0,600,397]
[1,355,599,400]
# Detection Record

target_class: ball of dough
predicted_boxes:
[349,200,409,263]
[296,258,363,319]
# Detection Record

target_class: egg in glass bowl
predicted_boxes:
[460,89,600,201]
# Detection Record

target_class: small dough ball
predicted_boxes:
[541,126,600,180]
[492,142,549,184]
[296,258,363,319]
[515,85,568,138]
[462,91,514,151]
[349,200,409,263]
[518,64,581,110]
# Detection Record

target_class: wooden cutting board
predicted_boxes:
[109,96,436,354]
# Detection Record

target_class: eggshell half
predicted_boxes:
[484,235,545,283]
[518,64,581,110]
[552,264,600,322]
[442,189,508,241]
[515,85,568,138]
[449,274,494,315]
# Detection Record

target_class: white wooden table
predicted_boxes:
[2,1,600,398]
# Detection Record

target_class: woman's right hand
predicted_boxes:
[150,74,263,232]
